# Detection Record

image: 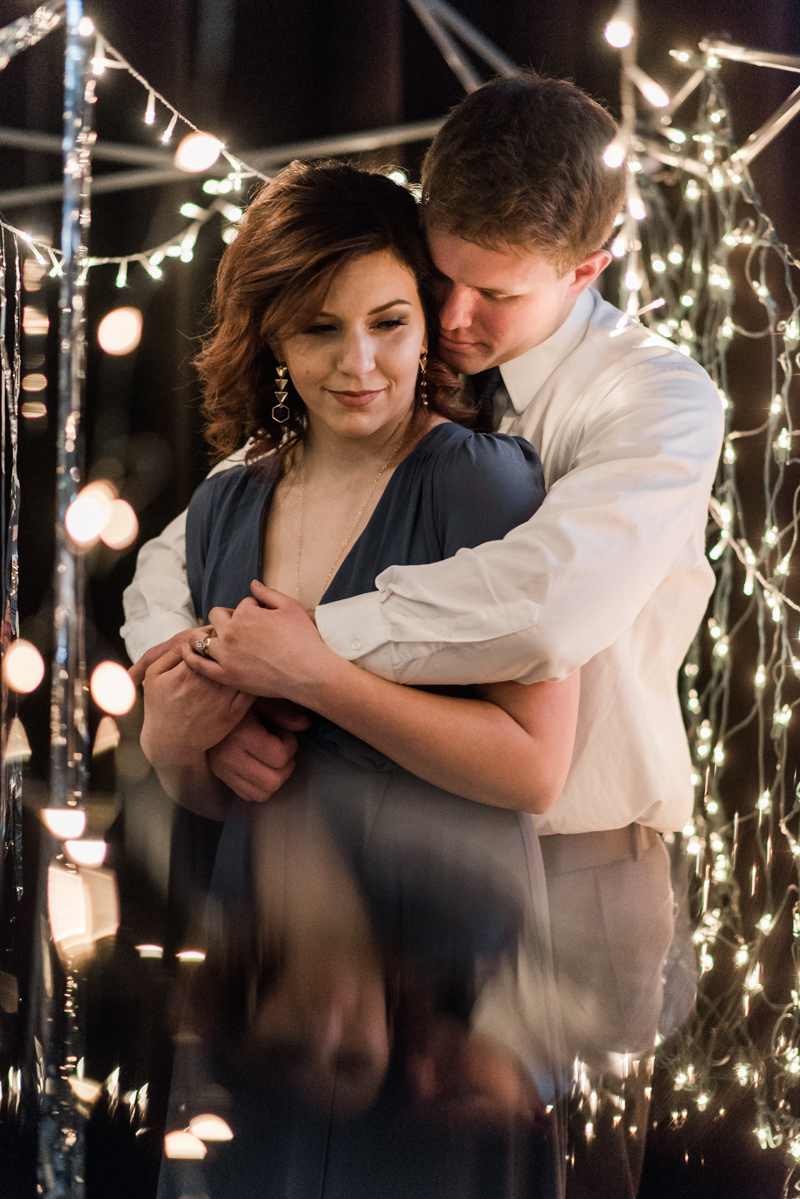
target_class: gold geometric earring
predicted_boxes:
[272,363,290,423]
[419,351,428,408]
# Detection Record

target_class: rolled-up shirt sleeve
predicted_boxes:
[120,510,198,663]
[120,449,248,662]
[316,357,724,686]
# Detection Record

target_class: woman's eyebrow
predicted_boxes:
[368,299,413,315]
[314,299,413,318]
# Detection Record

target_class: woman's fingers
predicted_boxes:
[182,640,230,682]
[130,628,206,685]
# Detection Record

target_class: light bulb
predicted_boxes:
[90,662,136,716]
[174,132,222,173]
[97,307,142,356]
[604,17,634,48]
[627,188,646,222]
[626,65,669,108]
[603,139,626,169]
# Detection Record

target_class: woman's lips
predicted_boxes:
[327,390,383,407]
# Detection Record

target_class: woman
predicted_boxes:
[142,161,576,1197]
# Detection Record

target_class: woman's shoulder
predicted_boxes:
[189,459,275,516]
[415,423,546,554]
[419,421,544,492]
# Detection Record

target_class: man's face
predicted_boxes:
[427,227,609,375]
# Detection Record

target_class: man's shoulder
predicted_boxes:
[584,292,717,390]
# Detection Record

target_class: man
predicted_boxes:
[123,73,723,1195]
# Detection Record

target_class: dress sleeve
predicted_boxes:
[432,433,546,559]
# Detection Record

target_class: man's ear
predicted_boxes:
[568,250,612,297]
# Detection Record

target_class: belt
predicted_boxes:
[538,823,660,875]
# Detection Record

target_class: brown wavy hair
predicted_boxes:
[196,161,468,464]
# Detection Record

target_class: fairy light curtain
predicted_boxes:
[600,2,800,1187]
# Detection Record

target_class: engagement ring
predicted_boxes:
[194,633,214,659]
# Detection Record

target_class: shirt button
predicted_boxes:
[351,637,362,650]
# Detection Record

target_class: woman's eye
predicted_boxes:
[375,317,407,330]
[305,322,337,335]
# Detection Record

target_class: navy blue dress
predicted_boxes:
[161,423,565,1199]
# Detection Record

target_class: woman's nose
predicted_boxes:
[439,283,475,332]
[336,328,375,377]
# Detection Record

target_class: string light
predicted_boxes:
[602,16,800,1189]
[160,112,178,143]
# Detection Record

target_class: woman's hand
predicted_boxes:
[183,581,336,704]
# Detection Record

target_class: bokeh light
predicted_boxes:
[3,639,45,693]
[189,1115,233,1141]
[21,401,47,419]
[90,661,136,715]
[100,499,138,549]
[93,715,121,756]
[173,132,222,173]
[65,840,107,867]
[42,808,87,839]
[164,1131,207,1159]
[97,307,142,356]
[66,481,115,546]
[4,716,32,764]
[136,944,164,959]
[604,17,633,48]
[21,373,47,391]
[69,1077,102,1103]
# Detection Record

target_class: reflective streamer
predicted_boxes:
[0,0,65,72]
[0,229,24,906]
[36,2,93,1194]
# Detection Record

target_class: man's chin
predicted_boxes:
[438,341,494,376]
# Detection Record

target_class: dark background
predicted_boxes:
[1,1,799,1195]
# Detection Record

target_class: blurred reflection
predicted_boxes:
[158,755,564,1199]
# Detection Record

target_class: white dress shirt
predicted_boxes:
[121,288,723,835]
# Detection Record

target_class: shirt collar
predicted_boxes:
[498,287,596,414]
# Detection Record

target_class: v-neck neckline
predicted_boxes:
[256,422,456,603]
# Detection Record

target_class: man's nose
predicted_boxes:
[439,283,475,332]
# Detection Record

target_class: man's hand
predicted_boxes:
[207,698,310,802]
[183,582,335,704]
[129,627,205,686]
[140,648,255,769]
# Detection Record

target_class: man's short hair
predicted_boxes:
[421,71,625,274]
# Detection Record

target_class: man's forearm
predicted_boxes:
[147,750,232,822]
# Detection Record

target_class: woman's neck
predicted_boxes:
[299,411,420,481]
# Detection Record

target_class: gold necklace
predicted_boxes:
[295,439,406,605]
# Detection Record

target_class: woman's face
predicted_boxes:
[279,249,428,445]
